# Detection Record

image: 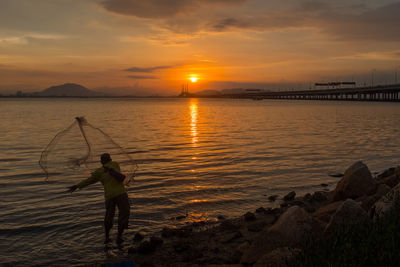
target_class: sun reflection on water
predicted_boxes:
[189,98,198,146]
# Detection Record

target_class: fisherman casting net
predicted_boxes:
[39,117,137,184]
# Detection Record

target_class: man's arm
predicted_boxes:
[67,171,100,193]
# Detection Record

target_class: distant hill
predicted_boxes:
[221,88,247,94]
[39,83,103,97]
[194,89,221,96]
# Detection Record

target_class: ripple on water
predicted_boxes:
[2,99,400,265]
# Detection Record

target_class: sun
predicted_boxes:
[190,77,198,83]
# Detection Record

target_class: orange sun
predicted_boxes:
[190,76,198,83]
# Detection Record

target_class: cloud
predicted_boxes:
[208,1,400,42]
[124,65,174,72]
[101,0,246,18]
[209,14,308,32]
[0,33,67,46]
[101,0,400,43]
[127,75,158,79]
[320,2,400,41]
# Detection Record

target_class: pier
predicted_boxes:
[230,84,400,102]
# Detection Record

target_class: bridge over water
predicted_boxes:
[232,84,400,101]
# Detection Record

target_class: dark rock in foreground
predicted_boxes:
[283,191,296,201]
[117,162,400,267]
[330,161,376,202]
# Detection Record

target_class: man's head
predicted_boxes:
[101,153,112,165]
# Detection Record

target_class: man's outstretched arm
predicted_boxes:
[67,172,99,193]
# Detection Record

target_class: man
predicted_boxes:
[67,153,130,244]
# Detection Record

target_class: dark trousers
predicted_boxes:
[104,193,130,235]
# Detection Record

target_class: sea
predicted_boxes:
[1,98,400,266]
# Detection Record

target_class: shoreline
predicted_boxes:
[101,161,400,266]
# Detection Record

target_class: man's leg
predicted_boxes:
[116,193,130,244]
[104,198,116,243]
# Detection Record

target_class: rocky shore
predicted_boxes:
[108,161,400,266]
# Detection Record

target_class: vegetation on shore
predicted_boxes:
[290,198,400,267]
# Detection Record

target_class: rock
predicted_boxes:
[220,220,239,232]
[280,202,289,208]
[221,231,243,243]
[256,207,267,213]
[271,208,283,215]
[232,242,250,264]
[149,236,163,247]
[161,227,176,238]
[330,161,376,202]
[376,167,396,180]
[177,228,192,238]
[191,221,208,228]
[161,227,191,238]
[377,167,400,188]
[361,194,381,212]
[268,195,278,202]
[217,215,226,220]
[312,191,328,202]
[137,240,157,254]
[312,201,344,223]
[173,240,190,253]
[241,206,317,264]
[376,184,391,197]
[325,199,368,234]
[268,206,315,244]
[303,193,312,202]
[175,215,187,220]
[371,182,400,219]
[133,232,145,242]
[253,247,300,267]
[247,221,269,232]
[320,183,328,187]
[290,200,315,213]
[181,247,204,263]
[262,213,277,225]
[244,212,256,221]
[329,172,344,178]
[361,184,391,212]
[128,247,137,254]
[283,191,296,201]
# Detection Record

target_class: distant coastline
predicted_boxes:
[2,82,400,102]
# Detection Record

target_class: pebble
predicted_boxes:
[244,212,256,221]
[283,191,296,201]
[268,195,278,202]
[256,207,267,213]
[134,232,145,242]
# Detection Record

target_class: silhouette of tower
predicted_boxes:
[180,83,189,97]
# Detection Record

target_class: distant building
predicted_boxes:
[245,89,263,92]
[315,82,356,89]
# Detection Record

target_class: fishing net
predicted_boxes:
[39,117,137,185]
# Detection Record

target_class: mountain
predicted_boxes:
[194,89,221,96]
[39,83,103,97]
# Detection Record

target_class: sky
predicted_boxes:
[1,0,400,95]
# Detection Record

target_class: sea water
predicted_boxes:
[1,98,400,265]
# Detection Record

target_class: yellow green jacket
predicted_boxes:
[76,161,126,200]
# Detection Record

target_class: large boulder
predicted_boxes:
[268,206,315,243]
[361,184,391,211]
[241,206,320,265]
[371,182,400,219]
[325,199,368,234]
[330,161,376,202]
[376,167,397,180]
[253,247,300,267]
[376,166,400,188]
[312,201,344,224]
